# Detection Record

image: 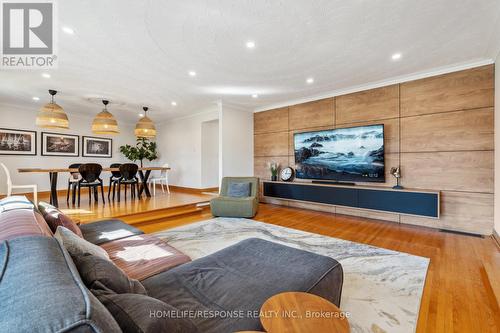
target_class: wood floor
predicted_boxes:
[141,202,499,333]
[32,188,215,224]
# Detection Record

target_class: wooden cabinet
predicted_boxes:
[263,181,440,218]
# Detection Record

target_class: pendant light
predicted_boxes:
[36,90,69,129]
[92,100,119,134]
[135,107,156,138]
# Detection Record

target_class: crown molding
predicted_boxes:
[254,58,494,113]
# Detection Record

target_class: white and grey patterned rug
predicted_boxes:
[155,217,429,333]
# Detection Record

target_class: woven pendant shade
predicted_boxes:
[135,107,156,138]
[92,100,119,134]
[36,90,69,129]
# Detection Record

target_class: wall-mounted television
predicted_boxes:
[294,124,385,183]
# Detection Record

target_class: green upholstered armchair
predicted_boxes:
[210,177,259,218]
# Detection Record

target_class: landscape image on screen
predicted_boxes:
[294,124,385,182]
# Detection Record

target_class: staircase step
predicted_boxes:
[118,205,205,225]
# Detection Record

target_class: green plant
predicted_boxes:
[268,161,280,177]
[119,137,158,167]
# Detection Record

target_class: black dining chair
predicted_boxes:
[116,163,140,202]
[66,163,82,205]
[107,163,122,200]
[77,163,105,206]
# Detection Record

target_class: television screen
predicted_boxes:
[294,124,385,182]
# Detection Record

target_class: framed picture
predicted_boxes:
[82,136,112,158]
[41,132,79,157]
[0,128,37,155]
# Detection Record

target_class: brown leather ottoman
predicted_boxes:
[101,234,191,280]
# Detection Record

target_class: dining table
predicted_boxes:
[17,166,171,207]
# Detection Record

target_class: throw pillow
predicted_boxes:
[38,201,83,237]
[96,292,199,333]
[0,196,35,213]
[227,182,251,198]
[72,253,146,295]
[55,226,109,261]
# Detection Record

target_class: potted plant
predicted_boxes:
[119,137,158,167]
[268,162,280,181]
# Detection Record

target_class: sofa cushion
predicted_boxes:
[72,252,147,295]
[101,234,191,281]
[227,181,251,198]
[0,236,121,332]
[142,238,343,333]
[55,226,110,260]
[0,207,53,242]
[80,219,144,245]
[95,292,199,333]
[38,201,83,237]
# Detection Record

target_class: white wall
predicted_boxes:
[0,105,136,193]
[220,105,254,180]
[156,108,219,188]
[495,58,500,236]
[201,119,219,188]
[155,103,254,189]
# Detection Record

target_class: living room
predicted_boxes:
[0,1,499,333]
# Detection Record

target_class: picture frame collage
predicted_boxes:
[0,128,112,158]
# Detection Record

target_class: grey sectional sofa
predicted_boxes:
[0,196,343,332]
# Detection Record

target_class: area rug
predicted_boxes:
[155,217,429,333]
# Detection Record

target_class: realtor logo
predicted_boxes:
[1,1,57,68]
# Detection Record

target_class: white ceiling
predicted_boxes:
[0,0,499,124]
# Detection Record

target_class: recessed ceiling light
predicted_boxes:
[391,53,402,60]
[171,101,177,106]
[62,26,74,35]
[32,97,40,101]
[41,73,51,78]
[252,94,258,98]
[188,71,197,77]
[246,41,256,49]
[306,77,314,84]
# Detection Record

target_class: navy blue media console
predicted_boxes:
[263,181,440,218]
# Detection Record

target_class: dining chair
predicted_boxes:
[66,163,82,205]
[0,162,38,203]
[116,163,140,201]
[77,163,105,206]
[107,163,122,200]
[149,163,170,196]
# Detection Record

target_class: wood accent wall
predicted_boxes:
[254,65,495,235]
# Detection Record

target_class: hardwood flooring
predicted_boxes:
[31,187,214,224]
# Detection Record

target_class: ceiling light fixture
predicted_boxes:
[62,26,74,35]
[171,101,177,106]
[32,97,40,101]
[246,41,256,49]
[135,107,156,138]
[36,90,69,129]
[252,94,258,98]
[42,73,51,79]
[92,100,119,135]
[188,71,197,77]
[392,53,402,60]
[306,77,314,84]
